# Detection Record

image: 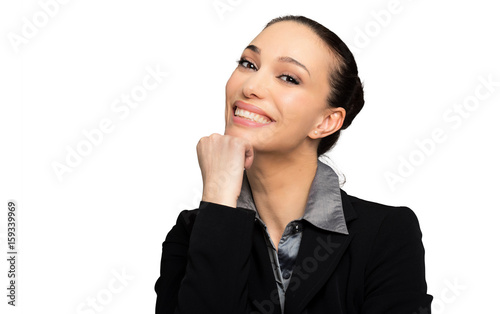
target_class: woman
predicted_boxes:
[155,15,432,313]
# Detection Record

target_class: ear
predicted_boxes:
[308,107,346,139]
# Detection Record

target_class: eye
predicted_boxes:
[237,58,257,70]
[278,74,300,85]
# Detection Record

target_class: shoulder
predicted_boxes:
[340,190,427,276]
[176,208,200,228]
[340,189,423,239]
[163,208,199,243]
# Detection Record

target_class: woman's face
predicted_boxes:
[224,21,339,156]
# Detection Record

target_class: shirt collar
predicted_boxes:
[236,159,348,235]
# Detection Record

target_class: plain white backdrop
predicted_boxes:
[1,0,499,313]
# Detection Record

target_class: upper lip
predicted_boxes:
[233,101,274,121]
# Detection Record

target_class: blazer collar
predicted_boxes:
[340,189,358,223]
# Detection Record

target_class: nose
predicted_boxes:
[241,69,268,99]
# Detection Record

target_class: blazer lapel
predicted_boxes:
[284,189,357,314]
[247,222,283,314]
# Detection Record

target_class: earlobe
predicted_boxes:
[309,128,321,139]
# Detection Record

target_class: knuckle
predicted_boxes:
[197,137,206,148]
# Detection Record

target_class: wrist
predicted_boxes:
[201,192,237,208]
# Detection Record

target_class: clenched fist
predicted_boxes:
[196,133,254,208]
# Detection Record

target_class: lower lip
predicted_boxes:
[232,111,273,128]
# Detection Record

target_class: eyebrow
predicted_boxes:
[245,44,261,54]
[244,44,311,77]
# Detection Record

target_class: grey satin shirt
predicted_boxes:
[236,159,349,313]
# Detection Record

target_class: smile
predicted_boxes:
[231,101,274,127]
[234,107,272,124]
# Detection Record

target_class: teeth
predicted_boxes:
[235,107,271,124]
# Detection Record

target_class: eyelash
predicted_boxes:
[237,58,256,70]
[236,58,300,85]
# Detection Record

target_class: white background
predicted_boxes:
[1,0,499,313]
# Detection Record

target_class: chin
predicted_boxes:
[224,126,249,139]
[224,126,255,144]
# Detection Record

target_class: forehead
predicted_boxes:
[248,21,335,75]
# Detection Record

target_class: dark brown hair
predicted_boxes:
[265,16,365,156]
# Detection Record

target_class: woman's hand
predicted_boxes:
[196,133,254,208]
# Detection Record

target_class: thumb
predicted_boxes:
[243,142,254,170]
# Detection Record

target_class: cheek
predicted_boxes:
[280,93,317,128]
[225,70,241,100]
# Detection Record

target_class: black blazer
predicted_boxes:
[155,190,433,313]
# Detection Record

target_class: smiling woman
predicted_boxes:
[154,15,432,314]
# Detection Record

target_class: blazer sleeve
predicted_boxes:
[361,207,433,314]
[154,201,256,314]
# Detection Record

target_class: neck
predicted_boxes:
[246,150,318,238]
